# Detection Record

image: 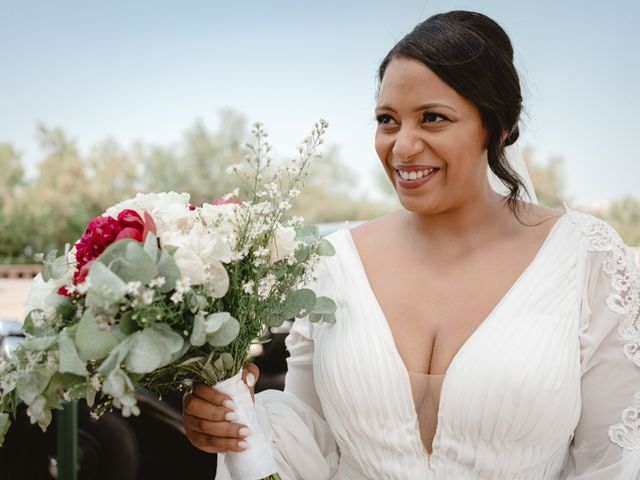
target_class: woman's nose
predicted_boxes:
[391,126,425,161]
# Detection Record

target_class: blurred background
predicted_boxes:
[1,0,639,320]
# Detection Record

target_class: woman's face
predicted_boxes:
[375,56,490,215]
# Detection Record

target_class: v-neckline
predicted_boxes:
[340,210,569,459]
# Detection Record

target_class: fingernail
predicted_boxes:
[239,427,254,437]
[246,372,256,388]
[225,412,239,421]
[222,400,237,410]
[238,440,250,450]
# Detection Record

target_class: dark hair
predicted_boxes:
[378,10,530,216]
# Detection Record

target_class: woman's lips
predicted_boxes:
[395,168,439,189]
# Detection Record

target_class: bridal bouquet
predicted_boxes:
[0,120,336,480]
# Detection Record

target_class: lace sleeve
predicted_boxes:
[561,211,640,479]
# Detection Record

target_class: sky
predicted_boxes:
[1,0,638,206]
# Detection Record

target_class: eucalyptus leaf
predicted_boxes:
[206,315,240,347]
[124,330,166,374]
[50,254,71,280]
[189,313,207,347]
[107,242,157,285]
[269,316,285,328]
[186,291,199,313]
[295,225,320,242]
[20,336,57,351]
[213,357,224,371]
[17,367,55,405]
[221,353,234,370]
[316,238,336,256]
[143,232,159,263]
[86,386,97,408]
[0,413,10,447]
[312,296,337,315]
[156,250,180,293]
[171,339,191,363]
[102,368,133,399]
[281,288,316,320]
[97,340,131,374]
[86,261,126,309]
[295,244,310,263]
[58,331,89,376]
[75,311,119,361]
[204,312,230,335]
[151,324,184,356]
[310,312,336,324]
[119,311,139,335]
[42,373,70,410]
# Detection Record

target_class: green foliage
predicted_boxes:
[0,111,396,264]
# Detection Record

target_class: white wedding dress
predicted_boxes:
[217,206,640,479]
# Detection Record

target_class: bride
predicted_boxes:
[182,11,640,479]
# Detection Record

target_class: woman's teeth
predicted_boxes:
[398,168,435,181]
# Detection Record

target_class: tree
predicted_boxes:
[523,146,570,208]
[602,196,640,246]
[138,110,247,205]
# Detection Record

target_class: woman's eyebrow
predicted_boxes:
[375,102,458,113]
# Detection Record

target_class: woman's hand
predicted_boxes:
[182,364,260,454]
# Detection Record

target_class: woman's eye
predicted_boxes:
[376,114,395,125]
[423,112,447,123]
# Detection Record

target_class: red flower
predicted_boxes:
[59,209,158,296]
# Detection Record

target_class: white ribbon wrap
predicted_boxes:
[213,370,278,480]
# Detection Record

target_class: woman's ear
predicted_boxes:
[500,130,509,145]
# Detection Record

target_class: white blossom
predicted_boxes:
[242,280,255,295]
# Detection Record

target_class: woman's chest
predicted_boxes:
[313,243,583,452]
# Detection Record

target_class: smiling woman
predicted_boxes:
[182,10,640,480]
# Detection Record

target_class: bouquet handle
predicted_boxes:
[213,370,279,480]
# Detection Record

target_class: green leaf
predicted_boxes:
[186,291,199,313]
[97,340,131,374]
[207,315,240,347]
[156,251,180,293]
[42,373,75,410]
[189,313,206,347]
[102,368,133,399]
[86,261,127,309]
[221,353,234,369]
[316,238,336,256]
[309,312,336,324]
[0,413,10,447]
[312,296,336,315]
[269,315,285,328]
[295,225,320,242]
[151,324,184,357]
[295,244,310,263]
[17,367,55,404]
[50,254,71,280]
[41,250,58,282]
[58,331,89,376]
[75,311,119,361]
[281,288,316,320]
[143,232,159,263]
[125,330,166,374]
[213,357,224,371]
[119,311,139,335]
[20,335,57,351]
[106,242,157,285]
[204,312,230,335]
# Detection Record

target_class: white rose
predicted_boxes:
[173,247,206,286]
[269,227,298,265]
